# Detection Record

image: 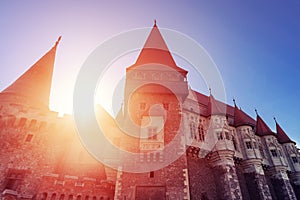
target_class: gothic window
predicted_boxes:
[198,125,205,141]
[245,141,252,149]
[25,134,33,142]
[92,197,97,200]
[140,102,146,110]
[270,149,278,157]
[291,156,298,163]
[68,195,74,200]
[190,123,196,139]
[148,127,157,140]
[216,132,223,140]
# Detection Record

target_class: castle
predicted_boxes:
[0,23,299,200]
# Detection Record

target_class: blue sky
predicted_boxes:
[0,1,299,144]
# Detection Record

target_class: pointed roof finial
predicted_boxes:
[55,36,62,47]
[209,87,212,95]
[255,109,258,115]
[233,98,237,107]
[273,116,277,123]
[154,19,157,27]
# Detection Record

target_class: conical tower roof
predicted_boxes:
[255,112,276,136]
[207,93,226,116]
[0,37,61,109]
[233,101,255,127]
[275,119,295,144]
[127,21,187,75]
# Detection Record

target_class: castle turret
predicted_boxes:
[234,105,272,199]
[256,113,296,199]
[206,95,243,199]
[275,119,300,198]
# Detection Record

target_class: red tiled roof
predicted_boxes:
[234,106,256,127]
[256,114,276,136]
[127,23,187,75]
[276,121,295,144]
[207,94,226,116]
[192,90,234,117]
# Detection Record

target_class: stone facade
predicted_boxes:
[1,24,300,200]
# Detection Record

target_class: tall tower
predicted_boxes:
[256,113,296,199]
[234,106,272,199]
[115,22,190,200]
[206,94,243,200]
[275,119,300,199]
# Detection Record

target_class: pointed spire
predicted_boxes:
[255,111,276,136]
[233,101,255,127]
[0,37,61,109]
[233,98,237,107]
[207,93,226,116]
[274,118,295,144]
[127,22,187,75]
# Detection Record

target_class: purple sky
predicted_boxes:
[0,1,299,144]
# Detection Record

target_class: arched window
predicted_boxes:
[190,122,196,139]
[85,195,89,200]
[68,195,74,200]
[198,125,205,141]
[92,197,97,200]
